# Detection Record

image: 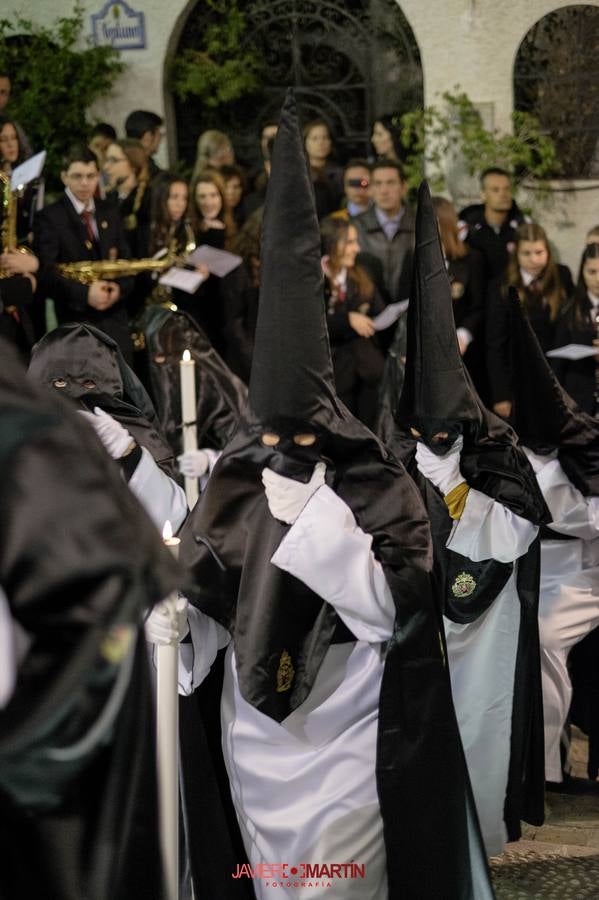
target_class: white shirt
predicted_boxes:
[65,187,99,239]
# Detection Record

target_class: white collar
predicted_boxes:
[65,187,95,216]
[520,268,536,287]
[589,291,599,307]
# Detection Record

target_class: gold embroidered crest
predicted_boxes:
[276,650,294,692]
[452,572,476,598]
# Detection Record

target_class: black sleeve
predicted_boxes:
[558,264,575,300]
[460,250,485,339]
[33,209,89,312]
[486,279,512,404]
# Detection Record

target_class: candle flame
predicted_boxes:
[182,349,191,362]
[162,519,173,541]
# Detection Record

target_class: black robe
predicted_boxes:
[388,418,549,841]
[0,341,182,900]
[179,412,491,899]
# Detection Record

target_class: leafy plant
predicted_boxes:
[169,0,262,109]
[397,89,560,196]
[0,3,124,188]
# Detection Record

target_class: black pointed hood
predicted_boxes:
[247,88,341,431]
[389,183,548,525]
[396,180,481,431]
[510,291,599,495]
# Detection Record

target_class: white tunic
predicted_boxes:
[128,446,188,532]
[532,457,599,781]
[444,488,537,856]
[183,486,393,899]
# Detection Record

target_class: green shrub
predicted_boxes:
[0,2,124,188]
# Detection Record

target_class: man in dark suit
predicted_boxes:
[34,145,134,361]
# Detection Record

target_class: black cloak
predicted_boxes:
[134,305,247,454]
[389,180,548,840]
[0,339,183,900]
[509,290,599,496]
[27,322,177,478]
[180,89,491,898]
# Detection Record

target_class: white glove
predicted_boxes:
[144,596,189,645]
[523,446,557,474]
[415,436,465,495]
[177,449,210,478]
[261,461,326,524]
[79,406,134,459]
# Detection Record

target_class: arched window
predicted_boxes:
[514,4,599,178]
[171,0,422,170]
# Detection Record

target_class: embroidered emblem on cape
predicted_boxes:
[451,572,476,598]
[276,649,294,692]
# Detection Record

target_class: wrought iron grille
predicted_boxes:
[514,4,599,178]
[173,0,422,170]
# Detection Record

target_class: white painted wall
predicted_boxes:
[16,0,599,271]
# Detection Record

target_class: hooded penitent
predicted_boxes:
[134,306,247,454]
[180,89,493,898]
[509,290,599,496]
[28,323,176,476]
[390,181,547,841]
[0,339,182,900]
[394,180,548,523]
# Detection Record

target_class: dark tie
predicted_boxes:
[80,209,96,244]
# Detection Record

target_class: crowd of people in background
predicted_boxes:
[4,77,599,900]
[1,79,599,434]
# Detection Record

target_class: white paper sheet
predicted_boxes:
[372,299,409,332]
[11,150,46,190]
[159,267,207,294]
[546,344,599,361]
[185,244,242,277]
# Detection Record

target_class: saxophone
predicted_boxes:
[0,171,32,279]
[144,221,197,311]
[57,254,178,284]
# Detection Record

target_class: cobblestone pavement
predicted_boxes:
[491,730,599,898]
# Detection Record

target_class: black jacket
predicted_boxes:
[34,194,134,357]
[552,296,598,415]
[459,201,528,282]
[486,263,574,404]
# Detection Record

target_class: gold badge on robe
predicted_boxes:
[276,649,294,692]
[100,220,108,230]
[451,572,476,598]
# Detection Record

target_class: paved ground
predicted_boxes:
[490,729,599,898]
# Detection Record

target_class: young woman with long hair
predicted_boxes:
[320,215,385,428]
[551,242,599,414]
[189,168,236,250]
[103,138,152,257]
[487,222,574,418]
[303,118,343,219]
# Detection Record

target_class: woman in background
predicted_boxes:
[103,138,152,258]
[370,115,402,163]
[487,222,573,418]
[552,242,599,415]
[303,118,343,218]
[192,130,235,181]
[321,215,385,428]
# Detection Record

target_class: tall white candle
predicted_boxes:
[157,519,181,900]
[179,350,199,508]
